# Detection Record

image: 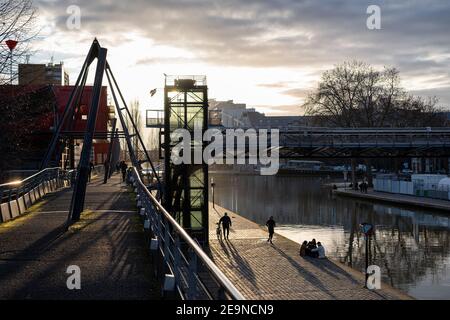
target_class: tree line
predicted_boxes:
[303,61,447,127]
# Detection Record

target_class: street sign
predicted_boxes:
[360,222,374,236]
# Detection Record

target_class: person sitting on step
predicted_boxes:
[311,242,326,259]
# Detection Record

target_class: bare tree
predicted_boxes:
[119,100,142,162]
[303,61,446,128]
[304,61,447,186]
[304,61,369,127]
[129,99,142,153]
[0,0,38,85]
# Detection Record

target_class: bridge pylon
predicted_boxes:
[40,39,161,222]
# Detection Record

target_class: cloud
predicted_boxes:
[410,87,450,107]
[34,0,450,109]
[36,1,450,67]
[255,103,303,116]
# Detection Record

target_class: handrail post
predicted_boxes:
[187,249,198,300]
[7,189,13,218]
[130,166,244,300]
[173,235,181,289]
[163,220,170,266]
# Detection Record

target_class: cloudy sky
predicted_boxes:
[32,0,450,115]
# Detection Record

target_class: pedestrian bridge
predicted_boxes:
[202,126,450,159]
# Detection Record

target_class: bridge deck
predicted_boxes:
[208,203,411,300]
[0,174,158,299]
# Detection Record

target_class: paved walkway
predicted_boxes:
[334,188,450,212]
[208,204,411,300]
[0,174,158,299]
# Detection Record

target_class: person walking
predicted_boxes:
[120,161,128,182]
[218,212,232,240]
[266,216,276,244]
[88,161,95,182]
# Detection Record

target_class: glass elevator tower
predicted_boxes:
[163,75,209,245]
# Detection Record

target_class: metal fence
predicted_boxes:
[0,168,76,223]
[374,177,450,201]
[129,166,244,300]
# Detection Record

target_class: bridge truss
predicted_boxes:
[40,39,161,222]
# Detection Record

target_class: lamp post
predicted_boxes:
[360,222,374,288]
[211,178,216,209]
[5,40,18,85]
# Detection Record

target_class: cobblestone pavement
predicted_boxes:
[0,174,158,299]
[208,204,411,300]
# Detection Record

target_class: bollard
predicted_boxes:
[144,219,150,229]
[139,207,145,216]
[150,237,159,251]
[163,274,175,291]
[162,274,176,299]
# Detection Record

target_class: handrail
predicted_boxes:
[130,166,244,300]
[0,168,76,204]
[0,167,60,188]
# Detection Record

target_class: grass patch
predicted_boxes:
[67,209,95,232]
[0,199,49,232]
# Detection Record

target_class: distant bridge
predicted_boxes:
[276,127,450,158]
[148,110,450,159]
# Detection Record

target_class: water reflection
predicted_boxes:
[212,174,450,299]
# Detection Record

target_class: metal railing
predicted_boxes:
[279,127,450,148]
[0,168,76,223]
[129,167,244,300]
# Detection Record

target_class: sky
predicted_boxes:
[30,0,450,116]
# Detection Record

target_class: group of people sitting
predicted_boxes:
[299,239,326,259]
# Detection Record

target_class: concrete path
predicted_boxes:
[0,174,158,299]
[334,188,450,212]
[208,204,411,300]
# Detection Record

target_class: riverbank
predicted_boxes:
[334,188,450,212]
[207,203,411,300]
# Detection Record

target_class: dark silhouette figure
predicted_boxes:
[306,239,318,257]
[120,161,128,182]
[299,240,308,257]
[218,212,232,240]
[88,161,95,182]
[104,160,109,177]
[266,216,276,244]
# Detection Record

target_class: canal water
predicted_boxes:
[211,173,450,300]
